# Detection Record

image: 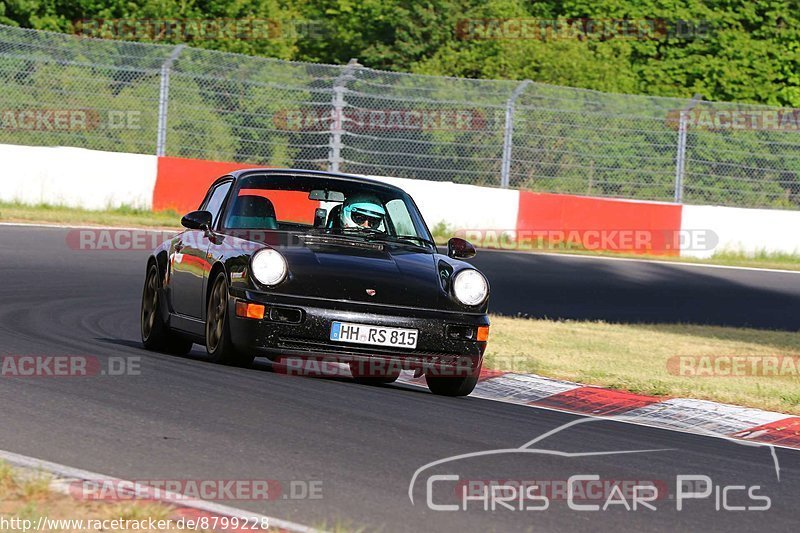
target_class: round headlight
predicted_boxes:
[251,249,287,286]
[452,269,488,306]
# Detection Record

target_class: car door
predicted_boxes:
[170,179,233,318]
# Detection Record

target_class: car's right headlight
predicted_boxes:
[452,269,488,306]
[251,249,287,286]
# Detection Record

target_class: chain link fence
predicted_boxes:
[2,24,800,209]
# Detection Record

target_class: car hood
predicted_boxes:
[271,238,451,309]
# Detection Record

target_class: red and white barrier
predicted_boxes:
[2,142,798,260]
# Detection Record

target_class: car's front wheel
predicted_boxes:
[426,367,480,397]
[205,271,255,367]
[141,263,194,355]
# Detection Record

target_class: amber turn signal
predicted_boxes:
[235,300,265,320]
[477,326,490,342]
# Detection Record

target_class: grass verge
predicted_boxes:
[0,462,218,532]
[487,316,800,415]
[0,201,180,229]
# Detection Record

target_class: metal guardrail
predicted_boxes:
[1,24,800,209]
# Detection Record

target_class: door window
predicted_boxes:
[203,181,233,227]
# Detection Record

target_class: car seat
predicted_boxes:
[226,195,278,229]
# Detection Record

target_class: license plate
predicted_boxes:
[330,321,418,349]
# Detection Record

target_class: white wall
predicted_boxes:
[365,174,520,233]
[682,204,800,258]
[0,143,157,210]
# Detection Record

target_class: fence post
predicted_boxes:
[328,58,360,173]
[156,44,186,157]
[674,94,702,203]
[500,80,531,188]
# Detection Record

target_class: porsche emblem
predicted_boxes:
[366,289,376,296]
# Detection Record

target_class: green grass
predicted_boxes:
[0,461,220,532]
[488,316,800,414]
[0,201,181,228]
[0,460,15,490]
[708,249,800,270]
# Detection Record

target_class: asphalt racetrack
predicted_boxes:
[1,224,799,532]
[471,249,800,330]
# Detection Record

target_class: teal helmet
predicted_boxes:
[341,194,385,229]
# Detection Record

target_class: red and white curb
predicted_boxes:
[396,370,800,450]
[0,449,319,533]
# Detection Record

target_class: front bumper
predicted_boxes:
[228,289,488,373]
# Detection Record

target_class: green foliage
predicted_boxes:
[3,1,798,106]
[4,1,800,207]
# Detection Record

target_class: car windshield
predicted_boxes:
[221,173,434,247]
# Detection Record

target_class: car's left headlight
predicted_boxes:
[452,269,488,306]
[251,248,287,286]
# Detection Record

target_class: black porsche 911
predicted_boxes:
[140,169,490,396]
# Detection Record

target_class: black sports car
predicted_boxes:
[140,169,490,396]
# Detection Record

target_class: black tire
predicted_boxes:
[205,271,255,367]
[349,361,400,385]
[426,367,480,397]
[141,263,194,355]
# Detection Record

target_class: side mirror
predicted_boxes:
[181,210,213,231]
[447,237,476,259]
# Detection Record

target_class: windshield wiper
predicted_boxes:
[309,227,381,237]
[363,233,436,249]
[310,228,435,248]
[340,227,384,237]
[390,235,436,248]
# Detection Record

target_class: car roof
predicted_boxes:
[227,168,407,194]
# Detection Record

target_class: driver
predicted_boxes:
[341,194,386,230]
